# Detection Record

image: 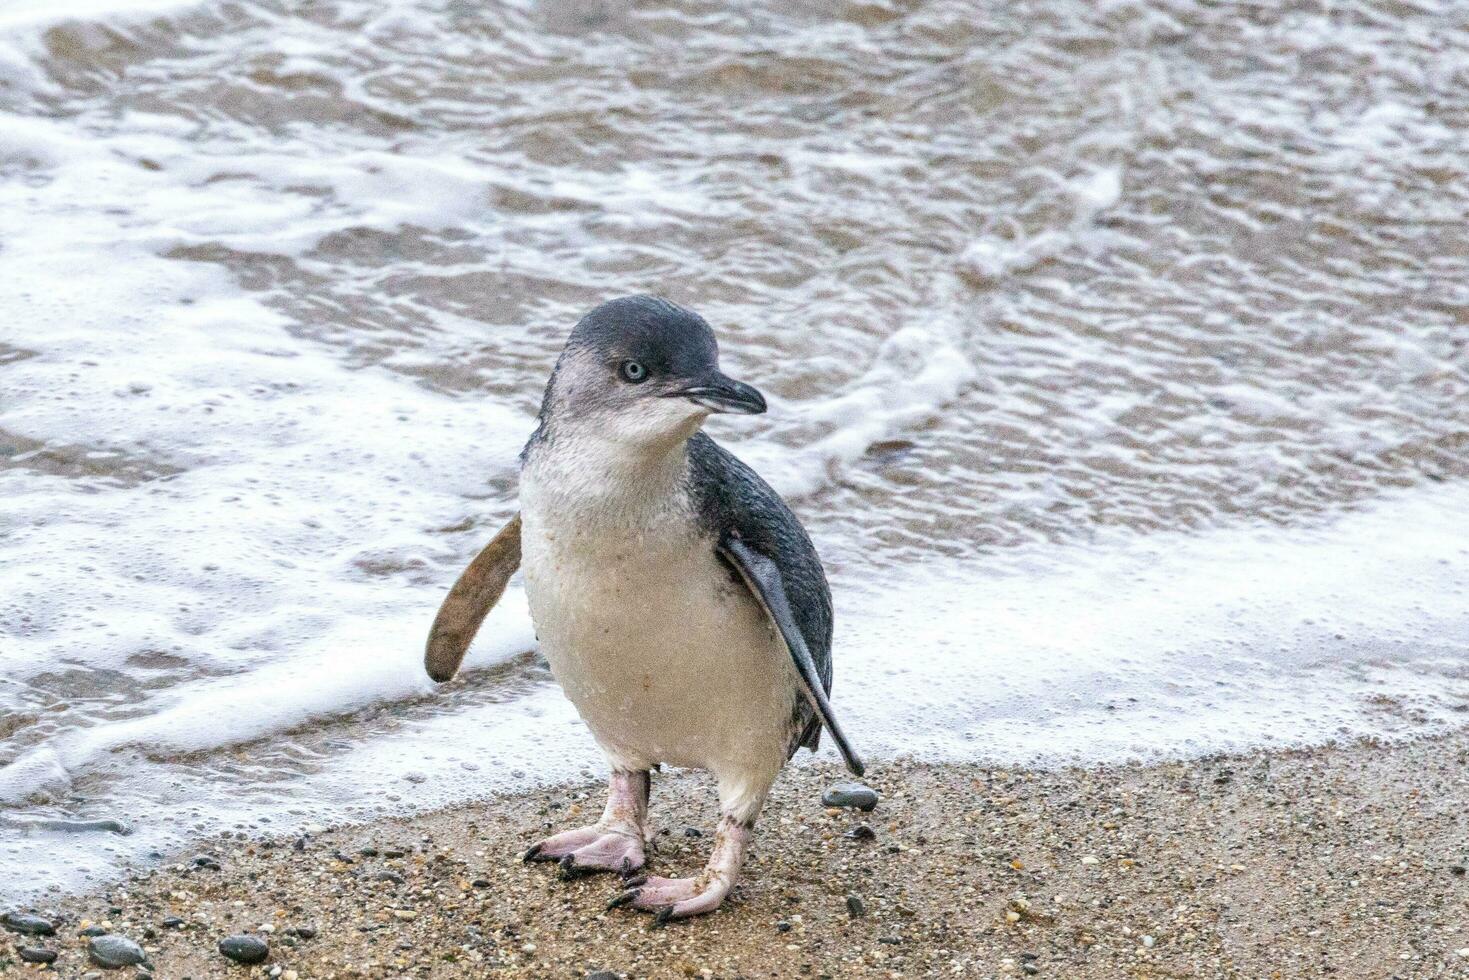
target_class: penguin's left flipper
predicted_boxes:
[719,537,865,777]
[425,513,522,683]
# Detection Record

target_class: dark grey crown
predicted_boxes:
[564,295,719,379]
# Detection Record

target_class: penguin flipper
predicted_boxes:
[719,536,865,777]
[425,513,522,683]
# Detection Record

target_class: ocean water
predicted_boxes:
[2,0,1467,905]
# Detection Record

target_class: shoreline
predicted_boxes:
[4,734,1468,978]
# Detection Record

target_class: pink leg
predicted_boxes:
[525,769,649,878]
[608,813,752,922]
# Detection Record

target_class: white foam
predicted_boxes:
[958,167,1123,283]
[733,322,976,500]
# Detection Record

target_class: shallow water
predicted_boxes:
[1,0,1467,904]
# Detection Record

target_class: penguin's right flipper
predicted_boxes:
[424,513,522,682]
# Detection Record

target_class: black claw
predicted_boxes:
[558,854,601,880]
[653,905,675,928]
[623,874,648,888]
[522,843,543,863]
[607,888,641,910]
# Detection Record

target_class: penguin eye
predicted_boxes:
[619,360,648,384]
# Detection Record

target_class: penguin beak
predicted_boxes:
[665,373,767,415]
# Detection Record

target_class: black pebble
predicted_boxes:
[775,920,791,933]
[18,947,58,964]
[2,912,56,936]
[682,826,702,838]
[358,847,379,857]
[846,895,866,918]
[161,917,184,929]
[1451,864,1466,876]
[192,855,220,870]
[1023,964,1040,975]
[586,972,619,980]
[383,848,406,859]
[89,934,149,969]
[290,925,318,940]
[822,782,880,811]
[80,925,109,937]
[373,871,405,884]
[471,879,491,888]
[844,824,877,842]
[218,934,270,965]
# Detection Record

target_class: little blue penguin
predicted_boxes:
[424,295,863,921]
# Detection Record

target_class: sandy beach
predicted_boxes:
[5,732,1466,979]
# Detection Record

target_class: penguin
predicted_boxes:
[424,295,863,921]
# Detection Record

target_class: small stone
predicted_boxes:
[682,826,703,838]
[161,917,184,929]
[846,895,866,918]
[89,934,149,969]
[218,934,270,965]
[289,925,317,940]
[393,909,417,921]
[268,967,282,978]
[373,871,404,884]
[822,782,879,811]
[192,855,221,870]
[471,879,491,888]
[19,947,58,964]
[844,824,877,842]
[2,912,57,936]
[1142,935,1155,948]
[382,848,406,859]
[1451,864,1466,876]
[81,925,109,937]
[1080,855,1100,865]
[1022,964,1039,976]
[775,921,791,933]
[586,972,619,980]
[283,972,299,980]
[358,847,379,857]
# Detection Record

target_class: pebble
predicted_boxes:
[81,925,109,937]
[18,947,58,964]
[846,895,866,918]
[586,972,619,980]
[88,934,149,970]
[1081,855,1100,865]
[822,782,879,811]
[2,912,57,936]
[844,824,877,842]
[160,916,184,929]
[218,934,270,965]
[289,925,317,939]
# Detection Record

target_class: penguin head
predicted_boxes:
[539,295,766,451]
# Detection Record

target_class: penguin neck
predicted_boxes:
[521,419,698,529]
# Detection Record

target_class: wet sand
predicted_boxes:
[6,733,1468,979]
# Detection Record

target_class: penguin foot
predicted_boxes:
[609,873,733,921]
[524,825,645,878]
